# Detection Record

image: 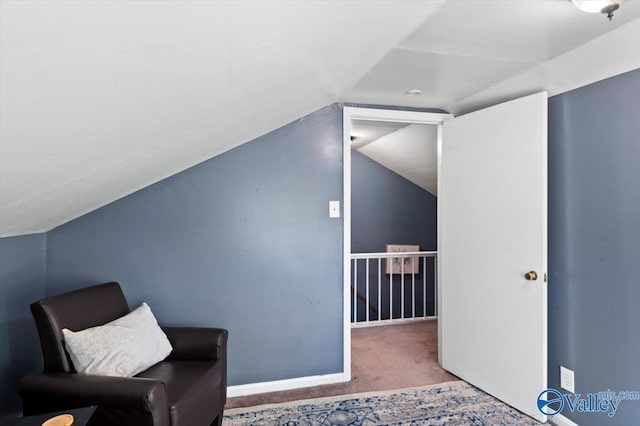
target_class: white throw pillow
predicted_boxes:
[62,303,173,377]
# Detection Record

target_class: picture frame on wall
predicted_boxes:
[385,244,420,274]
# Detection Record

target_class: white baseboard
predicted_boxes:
[227,372,350,397]
[351,317,437,329]
[549,414,579,426]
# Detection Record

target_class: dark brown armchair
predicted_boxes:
[17,282,228,426]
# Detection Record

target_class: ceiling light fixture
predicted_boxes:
[571,0,625,20]
[405,89,422,96]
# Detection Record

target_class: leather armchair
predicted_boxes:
[17,282,228,426]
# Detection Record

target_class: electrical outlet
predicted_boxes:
[560,366,575,393]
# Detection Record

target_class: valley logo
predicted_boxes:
[537,388,640,418]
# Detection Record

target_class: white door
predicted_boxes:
[439,92,548,422]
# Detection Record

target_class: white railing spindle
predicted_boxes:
[377,258,381,322]
[389,267,393,320]
[400,258,405,319]
[353,258,357,323]
[365,259,370,322]
[412,257,416,318]
[423,256,427,317]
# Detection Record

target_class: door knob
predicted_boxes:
[524,271,538,281]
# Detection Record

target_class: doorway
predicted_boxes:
[341,107,450,379]
[344,93,548,422]
[350,119,438,325]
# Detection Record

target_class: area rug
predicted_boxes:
[224,380,539,425]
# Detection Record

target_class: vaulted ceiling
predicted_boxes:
[1,0,639,237]
[351,122,438,195]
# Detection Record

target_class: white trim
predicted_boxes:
[550,414,580,426]
[227,373,349,398]
[342,108,352,380]
[436,117,444,363]
[342,107,450,386]
[351,316,437,329]
[344,107,450,125]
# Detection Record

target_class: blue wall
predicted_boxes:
[0,234,46,416]
[548,68,640,425]
[45,104,344,386]
[351,150,437,253]
[351,151,437,320]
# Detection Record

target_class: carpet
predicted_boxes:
[224,380,540,425]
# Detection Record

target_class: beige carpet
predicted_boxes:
[226,320,457,409]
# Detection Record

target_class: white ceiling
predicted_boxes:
[1,0,639,237]
[344,0,640,114]
[350,120,410,148]
[355,124,438,195]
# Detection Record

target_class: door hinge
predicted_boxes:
[544,273,548,282]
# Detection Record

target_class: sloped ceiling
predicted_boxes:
[355,124,438,195]
[350,120,410,148]
[1,0,639,237]
[0,1,443,237]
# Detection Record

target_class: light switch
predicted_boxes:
[329,201,340,218]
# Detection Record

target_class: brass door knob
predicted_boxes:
[524,271,538,281]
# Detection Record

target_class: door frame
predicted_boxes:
[342,107,451,378]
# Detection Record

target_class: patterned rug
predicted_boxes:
[224,380,539,425]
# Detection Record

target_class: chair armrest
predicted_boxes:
[17,373,167,413]
[162,327,228,361]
